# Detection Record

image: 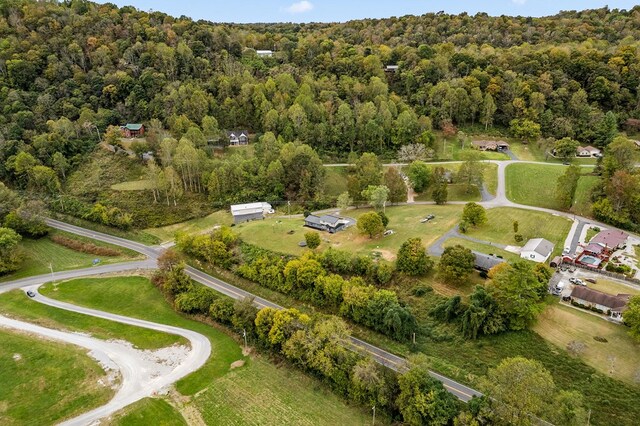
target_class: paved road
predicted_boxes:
[0,287,210,426]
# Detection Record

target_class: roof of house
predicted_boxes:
[474,253,504,271]
[472,140,497,148]
[584,242,605,254]
[590,230,628,248]
[521,238,554,257]
[305,214,343,226]
[577,145,600,153]
[124,123,143,131]
[230,202,265,216]
[227,130,249,139]
[570,286,630,310]
[256,50,272,53]
[305,214,324,225]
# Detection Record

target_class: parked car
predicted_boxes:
[585,278,597,284]
[569,277,585,286]
[26,290,36,298]
[562,295,572,302]
[420,214,435,223]
[383,229,395,236]
[563,247,571,255]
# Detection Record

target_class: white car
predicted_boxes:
[383,230,395,236]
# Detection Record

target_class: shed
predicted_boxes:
[230,202,273,224]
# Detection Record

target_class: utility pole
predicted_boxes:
[372,406,375,425]
[287,200,290,216]
[242,328,247,348]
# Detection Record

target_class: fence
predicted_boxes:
[561,261,640,286]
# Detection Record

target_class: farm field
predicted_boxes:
[0,329,112,425]
[533,303,640,385]
[465,207,572,255]
[107,398,187,426]
[0,230,142,282]
[235,204,463,259]
[41,276,375,424]
[505,163,598,214]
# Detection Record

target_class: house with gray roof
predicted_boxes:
[227,130,249,146]
[520,238,554,263]
[304,214,349,233]
[570,286,630,320]
[473,253,505,272]
[230,202,273,224]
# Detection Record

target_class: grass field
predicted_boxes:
[465,207,572,256]
[505,163,598,214]
[415,183,480,202]
[236,204,463,259]
[111,179,155,191]
[533,303,640,385]
[442,237,521,263]
[0,329,112,425]
[49,213,161,245]
[323,166,348,197]
[0,230,142,282]
[42,276,375,424]
[0,286,184,350]
[587,278,640,297]
[145,211,232,242]
[433,139,510,160]
[107,398,186,426]
[412,162,497,201]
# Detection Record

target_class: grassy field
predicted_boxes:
[111,179,155,191]
[107,398,186,426]
[415,183,480,202]
[434,139,510,160]
[533,303,640,385]
[323,166,348,197]
[49,213,161,245]
[465,207,572,255]
[145,211,232,242]
[0,329,112,425]
[236,204,463,259]
[505,163,598,214]
[42,276,375,424]
[0,230,142,282]
[442,237,521,263]
[0,286,184,350]
[587,278,640,297]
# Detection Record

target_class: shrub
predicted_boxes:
[593,336,608,343]
[514,234,524,243]
[50,235,121,257]
[412,285,433,297]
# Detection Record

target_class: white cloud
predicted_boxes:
[512,0,527,4]
[286,1,314,14]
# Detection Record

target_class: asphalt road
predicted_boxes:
[0,288,210,426]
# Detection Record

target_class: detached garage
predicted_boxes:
[520,238,554,263]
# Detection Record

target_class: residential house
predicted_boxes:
[570,286,630,320]
[120,123,144,138]
[471,140,509,151]
[384,65,399,73]
[576,145,601,157]
[227,130,249,146]
[256,50,273,57]
[230,202,273,224]
[520,238,555,263]
[304,214,349,233]
[590,229,628,252]
[473,253,505,272]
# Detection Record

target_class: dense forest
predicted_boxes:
[0,0,639,228]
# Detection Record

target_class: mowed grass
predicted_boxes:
[195,356,372,426]
[236,204,463,259]
[415,183,480,202]
[505,163,598,214]
[466,207,572,255]
[442,237,521,263]
[145,210,232,242]
[106,398,186,426]
[0,230,142,282]
[42,276,376,423]
[0,287,183,350]
[0,329,112,425]
[412,162,497,201]
[533,303,640,385]
[587,278,640,297]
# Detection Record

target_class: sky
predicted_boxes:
[103,0,640,24]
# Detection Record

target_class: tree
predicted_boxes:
[384,167,408,203]
[432,183,448,205]
[397,356,460,425]
[513,220,519,233]
[357,212,385,238]
[481,357,586,426]
[398,144,429,162]
[51,152,69,180]
[510,119,541,143]
[336,192,352,211]
[29,165,60,196]
[348,153,382,202]
[361,185,390,211]
[554,138,579,162]
[0,227,22,274]
[439,245,475,283]
[624,295,640,341]
[0,183,20,221]
[603,136,638,177]
[555,165,581,209]
[396,238,433,276]
[407,161,431,193]
[461,202,487,227]
[377,211,389,227]
[304,232,321,249]
[457,157,484,194]
[481,93,497,130]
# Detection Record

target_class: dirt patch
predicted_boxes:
[167,388,206,426]
[230,360,245,369]
[12,353,22,361]
[376,249,396,261]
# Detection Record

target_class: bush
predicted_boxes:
[514,234,524,243]
[50,235,121,257]
[412,285,433,297]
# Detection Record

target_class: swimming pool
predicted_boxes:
[578,254,602,267]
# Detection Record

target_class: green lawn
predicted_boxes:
[585,227,599,243]
[42,276,376,424]
[505,163,597,214]
[0,329,112,425]
[434,138,509,160]
[483,163,498,195]
[0,286,184,350]
[107,398,186,426]
[442,237,521,263]
[145,211,233,242]
[415,183,480,202]
[236,204,463,259]
[465,207,572,256]
[0,230,142,282]
[49,213,161,245]
[412,162,497,201]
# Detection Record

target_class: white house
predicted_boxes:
[520,238,555,263]
[576,145,601,157]
[230,202,273,224]
[256,50,273,57]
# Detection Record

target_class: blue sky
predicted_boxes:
[104,1,639,23]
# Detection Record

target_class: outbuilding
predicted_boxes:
[520,238,555,263]
[230,202,273,224]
